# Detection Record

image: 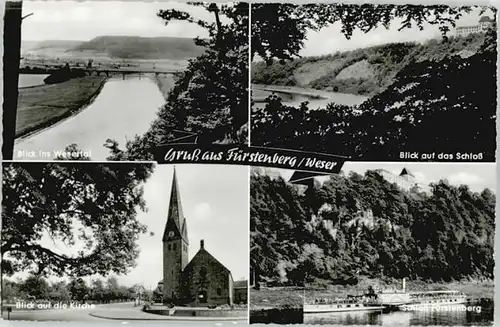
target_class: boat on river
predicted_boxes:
[400,290,467,310]
[304,295,385,313]
[305,279,468,313]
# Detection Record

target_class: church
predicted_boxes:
[159,168,239,307]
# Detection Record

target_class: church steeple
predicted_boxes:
[163,167,188,243]
[162,166,190,304]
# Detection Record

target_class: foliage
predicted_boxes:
[43,64,86,85]
[250,171,495,285]
[1,162,154,277]
[1,275,148,303]
[251,3,477,63]
[251,30,496,161]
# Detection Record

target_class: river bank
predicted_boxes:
[250,287,304,310]
[252,83,368,107]
[16,76,107,139]
[306,278,494,301]
[153,74,177,100]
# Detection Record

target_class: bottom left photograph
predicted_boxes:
[1,162,249,322]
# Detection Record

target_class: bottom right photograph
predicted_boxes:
[250,163,494,326]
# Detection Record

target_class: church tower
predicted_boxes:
[162,167,189,304]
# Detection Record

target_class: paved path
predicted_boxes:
[2,302,247,323]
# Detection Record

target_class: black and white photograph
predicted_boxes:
[3,1,249,161]
[250,163,494,326]
[250,4,497,162]
[1,163,249,322]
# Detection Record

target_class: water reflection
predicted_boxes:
[252,88,368,110]
[304,302,494,326]
[15,77,167,160]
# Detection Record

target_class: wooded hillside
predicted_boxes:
[252,34,487,96]
[250,171,495,286]
[251,26,497,161]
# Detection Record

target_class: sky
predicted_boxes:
[22,1,215,41]
[300,7,496,56]
[268,162,496,194]
[8,164,249,290]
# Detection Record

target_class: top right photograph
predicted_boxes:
[250,4,497,162]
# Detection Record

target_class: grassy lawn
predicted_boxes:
[16,76,107,138]
[250,287,304,310]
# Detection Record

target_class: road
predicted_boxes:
[2,302,247,324]
[2,302,129,321]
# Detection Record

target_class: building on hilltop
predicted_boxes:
[159,167,247,306]
[374,168,430,194]
[455,16,494,37]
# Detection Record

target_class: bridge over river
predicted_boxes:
[86,67,183,78]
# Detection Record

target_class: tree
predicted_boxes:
[251,4,477,63]
[3,1,23,160]
[69,277,89,301]
[20,275,50,299]
[1,162,155,277]
[251,170,495,284]
[110,3,249,161]
[48,281,71,301]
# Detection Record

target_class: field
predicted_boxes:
[16,76,107,138]
[250,287,304,310]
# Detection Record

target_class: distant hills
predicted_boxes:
[24,36,205,60]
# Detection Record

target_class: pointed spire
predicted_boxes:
[168,166,184,229]
[400,168,415,178]
[163,166,188,242]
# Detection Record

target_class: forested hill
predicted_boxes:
[251,34,487,96]
[250,171,495,286]
[68,36,206,60]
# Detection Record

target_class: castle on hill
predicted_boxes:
[455,16,494,37]
[156,168,247,306]
[374,168,430,194]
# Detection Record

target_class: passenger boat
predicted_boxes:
[400,290,467,310]
[304,295,385,313]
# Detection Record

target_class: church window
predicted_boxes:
[217,288,222,296]
[173,243,177,250]
[199,267,207,281]
[168,244,171,250]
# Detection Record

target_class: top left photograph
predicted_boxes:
[3,1,250,161]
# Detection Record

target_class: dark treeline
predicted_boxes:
[250,171,495,286]
[2,275,150,303]
[251,25,497,161]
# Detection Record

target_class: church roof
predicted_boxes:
[399,168,415,178]
[479,16,493,23]
[162,167,189,243]
[184,240,231,276]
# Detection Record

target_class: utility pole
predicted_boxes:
[3,1,23,160]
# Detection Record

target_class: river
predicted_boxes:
[304,302,494,326]
[252,86,368,110]
[14,77,170,161]
[19,74,49,88]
